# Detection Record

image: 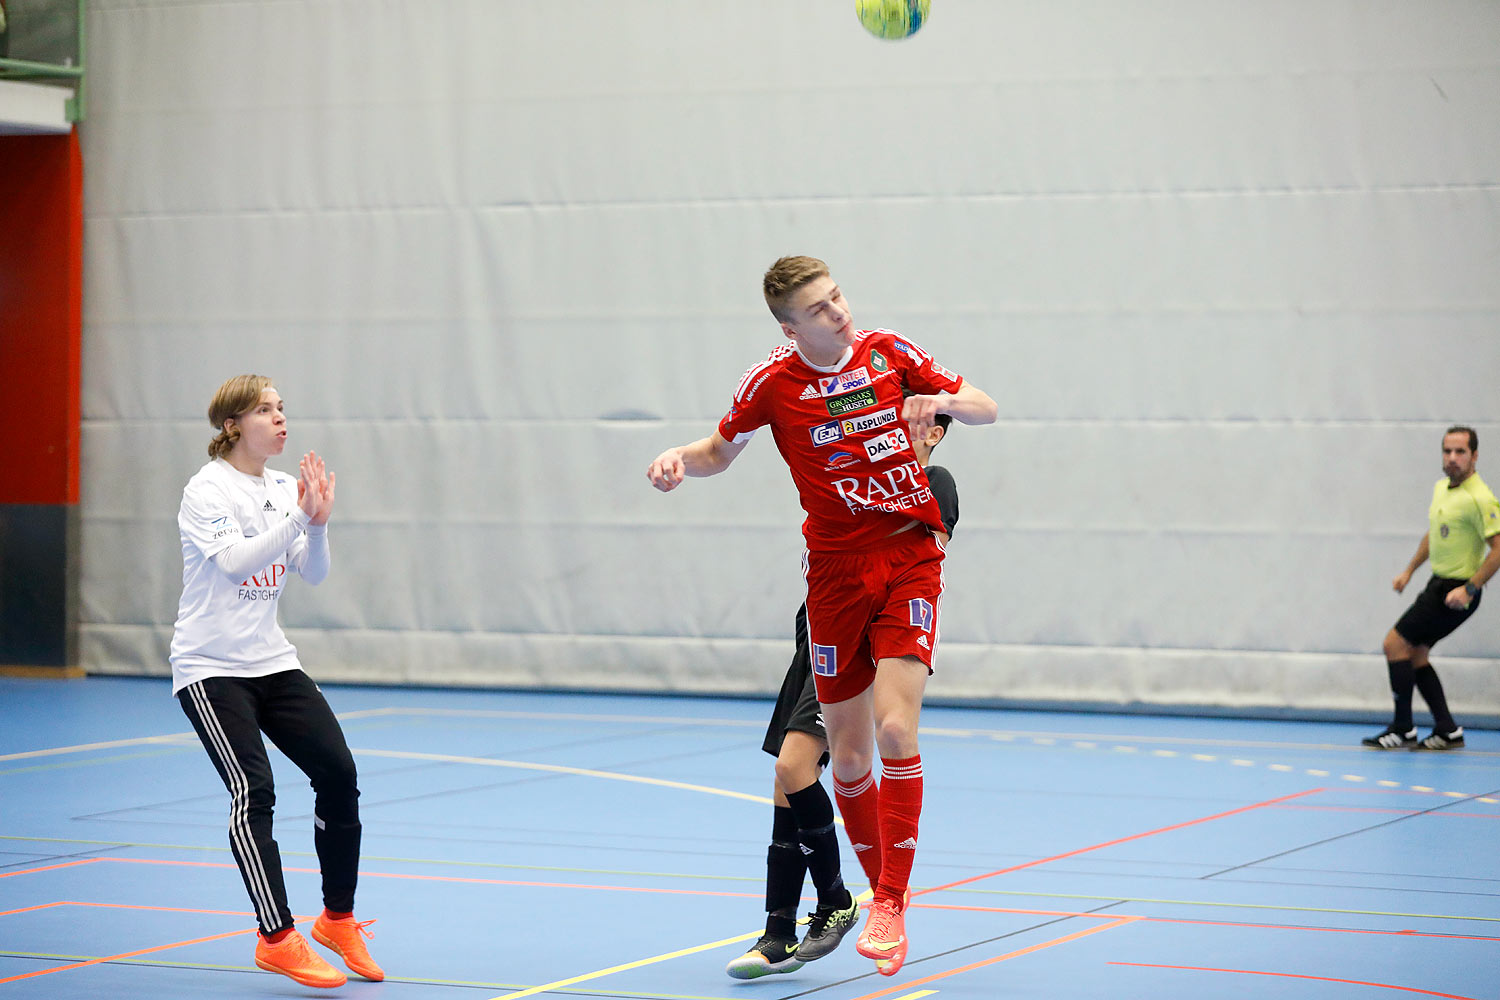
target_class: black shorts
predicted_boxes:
[1394,575,1481,649]
[761,604,828,763]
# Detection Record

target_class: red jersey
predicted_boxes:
[717,329,965,552]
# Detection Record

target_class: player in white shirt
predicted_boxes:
[172,375,382,989]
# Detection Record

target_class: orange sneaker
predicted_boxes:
[855,898,908,976]
[255,928,347,988]
[311,912,386,981]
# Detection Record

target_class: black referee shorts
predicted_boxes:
[1393,575,1481,649]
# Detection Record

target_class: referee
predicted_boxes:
[1364,426,1500,751]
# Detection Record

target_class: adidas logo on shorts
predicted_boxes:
[916,635,930,649]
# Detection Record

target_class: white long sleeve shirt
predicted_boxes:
[169,458,329,694]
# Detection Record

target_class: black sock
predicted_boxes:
[1386,659,1415,731]
[786,781,849,908]
[765,806,805,938]
[1413,665,1457,734]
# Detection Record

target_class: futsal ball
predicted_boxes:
[856,0,930,40]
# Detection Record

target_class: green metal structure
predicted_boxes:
[0,0,87,123]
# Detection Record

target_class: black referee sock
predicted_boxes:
[1413,665,1457,734]
[765,806,805,938]
[786,781,849,908]
[1386,659,1415,732]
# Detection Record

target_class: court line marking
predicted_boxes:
[4,710,1492,799]
[0,922,257,986]
[350,747,776,806]
[841,917,1138,1000]
[921,788,1325,895]
[0,900,266,919]
[13,857,1497,931]
[484,927,767,1000]
[1109,962,1479,999]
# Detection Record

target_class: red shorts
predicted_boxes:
[803,529,946,704]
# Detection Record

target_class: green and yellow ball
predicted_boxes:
[856,0,931,40]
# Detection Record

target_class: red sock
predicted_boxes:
[323,909,353,920]
[833,768,882,890]
[876,754,923,907]
[262,927,294,944]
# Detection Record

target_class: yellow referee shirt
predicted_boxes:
[1428,472,1500,579]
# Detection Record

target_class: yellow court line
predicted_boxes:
[890,992,938,1000]
[486,928,763,1000]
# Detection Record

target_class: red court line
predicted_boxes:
[0,858,102,879]
[844,916,1139,1000]
[1110,962,1480,999]
[0,925,256,986]
[920,787,1325,896]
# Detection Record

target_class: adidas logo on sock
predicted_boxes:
[852,843,873,852]
[893,837,918,850]
[263,500,275,511]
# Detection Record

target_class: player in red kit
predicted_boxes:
[648,256,997,976]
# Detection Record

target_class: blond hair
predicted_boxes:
[763,255,830,321]
[206,374,274,459]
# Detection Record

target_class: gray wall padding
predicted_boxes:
[79,0,1500,717]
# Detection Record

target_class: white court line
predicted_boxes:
[351,747,774,806]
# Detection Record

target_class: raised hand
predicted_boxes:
[299,451,336,526]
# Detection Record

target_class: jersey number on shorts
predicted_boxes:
[909,598,934,633]
[813,643,838,676]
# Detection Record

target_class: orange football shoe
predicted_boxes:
[311,912,385,981]
[855,898,908,976]
[255,928,347,989]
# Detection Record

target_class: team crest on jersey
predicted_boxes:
[826,387,878,416]
[819,367,871,397]
[863,428,910,462]
[810,420,844,446]
[870,350,888,373]
[841,407,899,436]
[799,384,820,400]
[812,643,838,676]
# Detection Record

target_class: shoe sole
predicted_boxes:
[255,956,346,989]
[725,956,804,980]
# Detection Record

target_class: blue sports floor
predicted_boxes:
[2,676,1497,999]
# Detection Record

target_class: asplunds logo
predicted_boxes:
[863,428,910,462]
[818,367,871,397]
[809,406,899,447]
